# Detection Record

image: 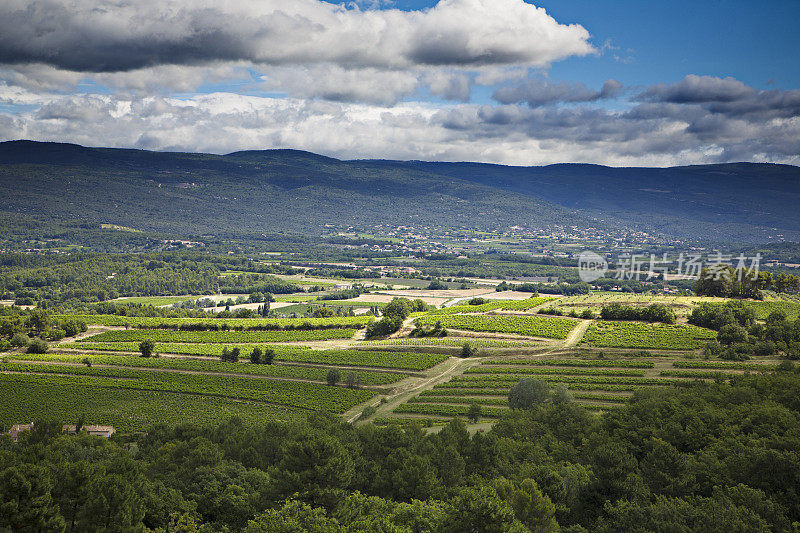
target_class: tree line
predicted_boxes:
[2,370,799,531]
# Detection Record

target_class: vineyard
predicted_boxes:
[0,363,373,412]
[426,297,555,315]
[741,300,800,321]
[6,286,792,433]
[69,343,449,370]
[581,321,716,350]
[0,373,303,432]
[53,315,372,330]
[414,314,577,339]
[6,353,408,385]
[79,328,357,343]
[359,337,542,348]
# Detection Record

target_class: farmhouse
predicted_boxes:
[63,424,117,438]
[7,422,116,441]
[8,423,33,442]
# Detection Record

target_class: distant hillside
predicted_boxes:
[1,140,798,243]
[374,160,800,243]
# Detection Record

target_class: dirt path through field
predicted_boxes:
[564,319,593,347]
[344,356,483,424]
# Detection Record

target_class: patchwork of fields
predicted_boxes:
[2,290,795,431]
[387,354,782,425]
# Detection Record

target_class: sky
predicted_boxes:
[0,0,798,166]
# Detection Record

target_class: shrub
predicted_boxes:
[359,405,377,420]
[10,332,29,347]
[703,340,723,357]
[326,369,341,386]
[600,302,676,324]
[508,379,549,409]
[752,340,776,356]
[460,342,479,358]
[467,402,481,423]
[26,338,49,354]
[365,316,403,339]
[47,328,66,342]
[139,339,155,358]
[718,324,748,345]
[312,307,335,318]
[346,372,360,389]
[551,383,574,404]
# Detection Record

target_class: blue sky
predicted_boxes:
[542,0,800,89]
[0,0,798,166]
[368,0,800,93]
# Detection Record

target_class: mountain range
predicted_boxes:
[1,140,798,244]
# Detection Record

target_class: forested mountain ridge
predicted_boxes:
[1,140,798,242]
[0,141,581,238]
[379,159,800,243]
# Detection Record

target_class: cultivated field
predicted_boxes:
[3,285,796,432]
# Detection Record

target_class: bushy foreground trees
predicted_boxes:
[3,370,799,531]
[691,301,800,359]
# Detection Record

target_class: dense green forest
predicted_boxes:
[2,371,799,532]
[0,252,301,306]
[0,141,581,238]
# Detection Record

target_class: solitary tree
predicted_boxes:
[467,402,482,423]
[139,339,155,358]
[326,369,341,386]
[262,348,275,365]
[460,342,479,358]
[250,346,263,364]
[508,379,549,409]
